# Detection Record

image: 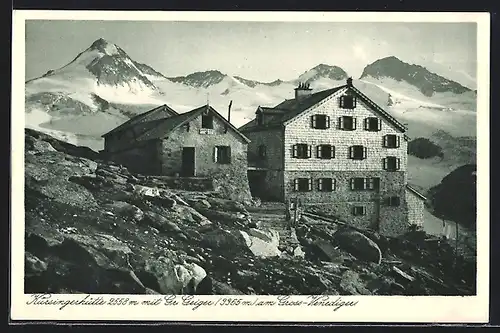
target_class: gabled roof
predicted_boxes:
[101,104,179,138]
[240,86,346,132]
[136,104,250,143]
[406,184,427,201]
[239,82,408,133]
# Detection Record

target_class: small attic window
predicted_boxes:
[202,114,214,129]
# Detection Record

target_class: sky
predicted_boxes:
[25,20,477,83]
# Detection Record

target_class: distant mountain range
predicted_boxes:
[25,39,476,155]
[360,56,472,97]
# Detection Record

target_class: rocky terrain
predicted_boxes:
[24,129,476,296]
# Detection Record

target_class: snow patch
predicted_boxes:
[103,43,119,56]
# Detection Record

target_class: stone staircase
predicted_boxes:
[247,204,300,249]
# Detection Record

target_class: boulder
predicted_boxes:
[334,229,382,264]
[340,270,372,295]
[240,229,281,258]
[140,211,182,233]
[103,201,144,222]
[310,239,344,263]
[140,257,207,294]
[201,228,250,255]
[32,140,57,153]
[293,246,306,259]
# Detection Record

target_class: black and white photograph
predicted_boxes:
[11,11,489,322]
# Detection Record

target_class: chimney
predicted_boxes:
[294,82,312,101]
[346,77,353,87]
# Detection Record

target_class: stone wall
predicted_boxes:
[406,188,425,228]
[160,113,251,202]
[106,139,162,175]
[284,170,408,235]
[242,127,284,170]
[284,87,408,172]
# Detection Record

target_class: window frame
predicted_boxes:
[292,144,312,159]
[352,205,366,216]
[311,114,331,129]
[202,114,214,129]
[258,145,267,159]
[318,178,336,192]
[364,117,382,131]
[383,156,401,171]
[387,196,401,207]
[349,145,367,160]
[293,178,313,192]
[214,145,231,164]
[383,134,401,148]
[316,144,335,159]
[339,116,357,131]
[340,95,357,109]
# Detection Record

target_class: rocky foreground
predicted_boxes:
[24,129,476,296]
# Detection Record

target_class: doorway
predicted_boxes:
[181,147,196,176]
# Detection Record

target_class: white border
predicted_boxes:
[11,10,490,323]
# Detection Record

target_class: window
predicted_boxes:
[339,116,356,130]
[202,114,214,129]
[387,196,401,207]
[383,156,401,171]
[293,178,312,192]
[350,177,380,191]
[352,206,366,216]
[292,144,312,159]
[383,134,400,148]
[311,115,330,129]
[214,146,231,164]
[258,145,266,159]
[318,178,336,192]
[364,117,381,131]
[340,95,357,109]
[317,145,335,159]
[349,145,367,160]
[257,113,264,125]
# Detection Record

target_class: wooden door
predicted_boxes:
[181,147,195,176]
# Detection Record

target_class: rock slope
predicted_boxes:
[24,129,476,295]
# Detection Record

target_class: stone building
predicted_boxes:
[239,78,426,236]
[101,103,252,201]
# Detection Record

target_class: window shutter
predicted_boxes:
[353,118,357,130]
[340,96,345,108]
[331,145,335,158]
[363,178,367,190]
[377,119,382,131]
[396,158,400,170]
[350,178,355,190]
[364,118,368,130]
[307,178,312,191]
[396,136,401,148]
[326,116,331,129]
[362,206,366,215]
[363,147,367,159]
[292,144,298,158]
[353,97,357,108]
[213,147,218,162]
[339,116,344,130]
[316,145,322,158]
[311,115,316,128]
[307,145,312,158]
[383,135,388,148]
[332,179,337,191]
[318,178,323,191]
[383,157,387,170]
[293,179,299,191]
[227,147,232,163]
[349,146,353,159]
